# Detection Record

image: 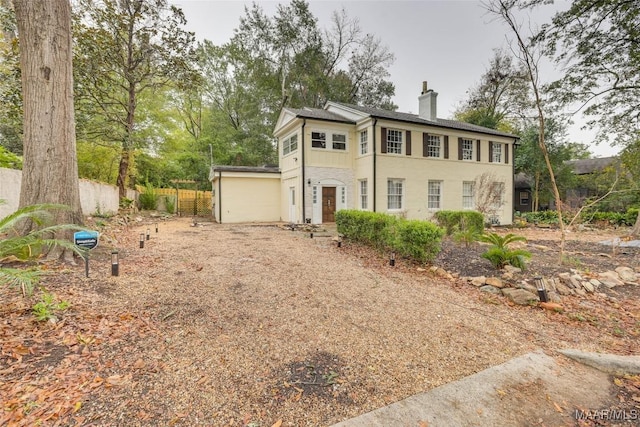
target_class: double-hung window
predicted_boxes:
[387,129,403,154]
[491,142,502,163]
[428,180,442,210]
[311,131,326,148]
[387,179,404,210]
[462,138,474,160]
[282,134,298,156]
[359,180,368,210]
[462,181,475,210]
[427,135,441,158]
[333,133,347,150]
[359,130,368,155]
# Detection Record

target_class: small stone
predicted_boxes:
[575,288,587,296]
[581,281,595,293]
[503,265,522,274]
[416,267,426,272]
[554,281,572,296]
[599,271,625,288]
[518,282,539,296]
[547,291,562,303]
[470,276,486,287]
[615,266,638,282]
[502,288,539,305]
[501,271,514,280]
[480,285,502,295]
[486,277,505,288]
[597,253,612,258]
[589,279,601,289]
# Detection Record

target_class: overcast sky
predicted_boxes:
[171,0,618,158]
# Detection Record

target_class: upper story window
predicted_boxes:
[311,130,347,151]
[359,130,368,155]
[427,134,441,158]
[282,133,298,156]
[386,129,403,154]
[311,131,326,148]
[461,138,474,160]
[491,142,502,163]
[333,133,347,150]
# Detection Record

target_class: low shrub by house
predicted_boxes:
[432,210,484,235]
[336,210,443,263]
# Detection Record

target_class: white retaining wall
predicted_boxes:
[0,167,136,219]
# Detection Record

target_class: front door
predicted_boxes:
[322,187,336,223]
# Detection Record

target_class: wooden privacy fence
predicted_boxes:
[154,188,213,216]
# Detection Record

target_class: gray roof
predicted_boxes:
[213,165,280,174]
[566,157,618,175]
[331,102,519,139]
[287,107,355,124]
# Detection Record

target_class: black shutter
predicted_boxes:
[505,143,509,164]
[406,131,412,155]
[381,127,387,154]
[476,139,481,162]
[422,133,428,157]
[444,135,449,159]
[458,137,463,160]
[488,141,493,163]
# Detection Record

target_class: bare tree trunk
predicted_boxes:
[14,0,83,257]
[487,0,566,257]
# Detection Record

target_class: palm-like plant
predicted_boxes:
[0,202,85,295]
[478,232,531,270]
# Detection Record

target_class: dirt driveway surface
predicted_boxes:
[2,217,639,426]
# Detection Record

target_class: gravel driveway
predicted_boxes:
[76,218,631,426]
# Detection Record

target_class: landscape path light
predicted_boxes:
[146,228,150,240]
[111,250,119,276]
[139,233,145,249]
[534,276,549,303]
[390,252,396,267]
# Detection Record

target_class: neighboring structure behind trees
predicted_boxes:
[211,82,519,225]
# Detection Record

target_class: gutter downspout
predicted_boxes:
[512,138,518,225]
[301,119,306,223]
[218,169,222,224]
[372,118,378,212]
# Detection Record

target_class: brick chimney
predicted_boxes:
[418,81,438,120]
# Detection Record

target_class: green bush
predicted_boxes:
[522,210,559,225]
[138,182,158,210]
[433,210,484,235]
[164,196,176,214]
[336,210,443,263]
[523,208,639,227]
[478,232,531,270]
[0,203,86,295]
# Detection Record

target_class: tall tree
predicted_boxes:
[0,0,22,155]
[73,0,197,197]
[531,0,640,235]
[455,48,531,131]
[13,0,83,256]
[484,0,568,255]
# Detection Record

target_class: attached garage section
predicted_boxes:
[211,166,281,223]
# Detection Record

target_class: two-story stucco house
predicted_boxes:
[271,82,518,225]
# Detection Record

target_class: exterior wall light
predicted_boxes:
[111,250,119,276]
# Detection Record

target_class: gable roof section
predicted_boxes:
[327,102,518,139]
[286,107,356,124]
[566,157,618,175]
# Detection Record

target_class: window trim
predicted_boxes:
[461,138,474,161]
[282,133,298,156]
[359,130,368,155]
[428,180,443,210]
[387,178,404,210]
[462,181,475,210]
[427,134,441,158]
[491,142,502,163]
[311,129,348,151]
[386,129,403,155]
[359,179,368,210]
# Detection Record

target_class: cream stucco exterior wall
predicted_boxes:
[213,172,281,223]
